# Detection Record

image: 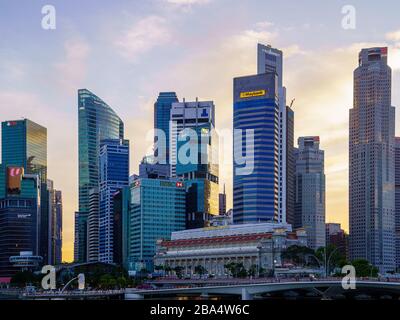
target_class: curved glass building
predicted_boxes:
[75,89,124,262]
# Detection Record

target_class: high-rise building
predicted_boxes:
[294,136,326,250]
[349,47,396,273]
[46,180,62,265]
[219,184,227,215]
[0,169,41,278]
[98,139,129,263]
[286,106,295,226]
[87,187,99,262]
[1,120,47,183]
[54,190,62,264]
[123,178,186,274]
[76,89,124,263]
[154,92,179,168]
[171,99,219,228]
[139,155,170,179]
[257,44,288,223]
[395,137,400,270]
[74,211,88,263]
[326,223,348,259]
[233,73,279,223]
[0,119,48,276]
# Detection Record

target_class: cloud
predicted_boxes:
[386,30,400,42]
[54,38,90,93]
[165,0,211,4]
[114,15,171,62]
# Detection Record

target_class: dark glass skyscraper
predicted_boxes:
[233,73,279,223]
[76,89,124,263]
[349,47,396,272]
[154,92,179,166]
[0,119,46,277]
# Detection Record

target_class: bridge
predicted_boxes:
[126,279,400,300]
[21,290,124,300]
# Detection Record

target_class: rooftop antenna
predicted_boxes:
[289,98,295,109]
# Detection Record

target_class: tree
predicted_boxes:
[194,265,207,277]
[174,266,184,279]
[351,259,378,277]
[281,245,315,266]
[10,271,39,288]
[224,262,248,278]
[248,264,257,277]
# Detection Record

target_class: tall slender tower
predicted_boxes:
[257,44,288,223]
[75,89,124,263]
[294,136,326,250]
[395,137,400,270]
[349,47,396,273]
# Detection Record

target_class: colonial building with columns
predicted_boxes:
[154,223,307,277]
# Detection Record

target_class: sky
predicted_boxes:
[0,0,400,262]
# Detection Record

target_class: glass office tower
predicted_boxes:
[171,100,219,228]
[154,92,179,166]
[98,139,129,263]
[125,178,186,274]
[233,73,279,224]
[76,89,124,262]
[0,119,47,275]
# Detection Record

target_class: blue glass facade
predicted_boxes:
[154,92,178,165]
[98,139,129,263]
[233,73,279,224]
[125,178,186,273]
[76,89,124,262]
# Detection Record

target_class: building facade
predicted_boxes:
[286,106,295,226]
[154,223,307,277]
[76,89,124,263]
[0,172,41,278]
[98,139,129,263]
[171,99,219,228]
[257,44,289,224]
[294,136,326,250]
[233,73,279,223]
[395,137,400,270]
[154,92,179,167]
[326,223,348,259]
[349,47,396,272]
[124,178,186,274]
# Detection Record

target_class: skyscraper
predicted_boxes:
[87,187,99,262]
[0,169,41,278]
[219,184,227,215]
[257,44,288,223]
[233,73,279,223]
[98,139,129,263]
[46,179,62,265]
[124,178,186,274]
[349,47,396,272]
[171,99,219,228]
[0,119,48,275]
[395,137,400,270]
[286,106,295,226]
[76,89,124,263]
[154,92,179,167]
[294,136,326,250]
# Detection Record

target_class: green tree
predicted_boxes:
[174,266,184,279]
[351,259,378,277]
[281,245,315,266]
[248,264,257,277]
[194,265,207,277]
[224,262,248,278]
[10,271,39,288]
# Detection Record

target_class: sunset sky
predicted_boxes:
[1,0,400,262]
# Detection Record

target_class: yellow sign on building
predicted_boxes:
[240,90,266,99]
